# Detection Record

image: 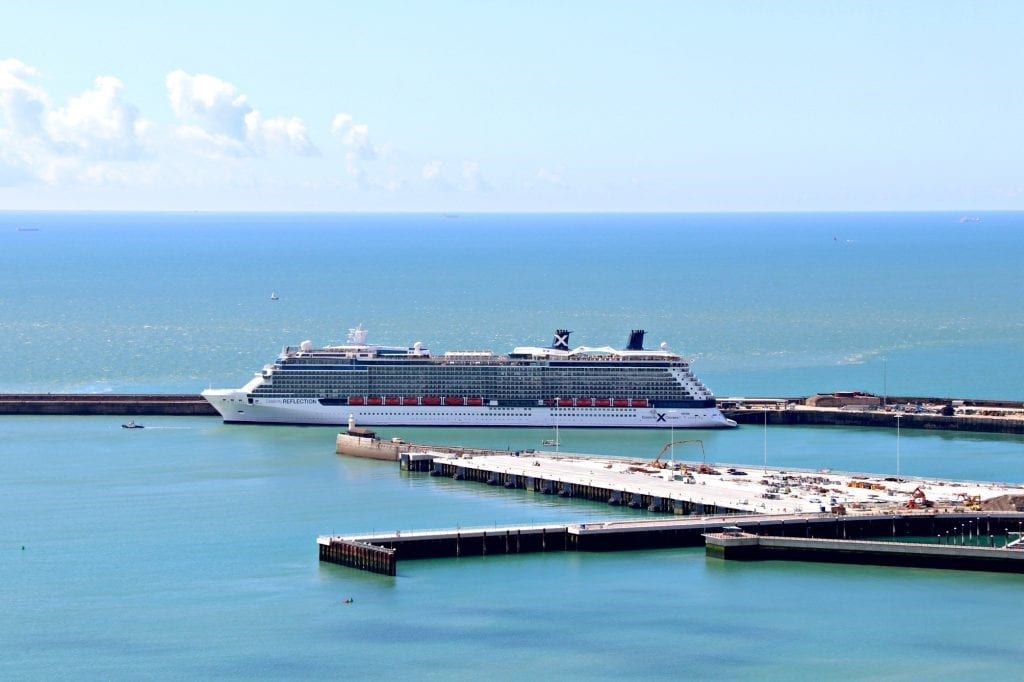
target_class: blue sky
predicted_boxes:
[1,1,1021,211]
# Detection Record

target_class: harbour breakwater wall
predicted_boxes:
[724,407,1024,434]
[1,392,1021,433]
[0,394,217,416]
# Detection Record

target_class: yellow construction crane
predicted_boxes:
[652,439,705,468]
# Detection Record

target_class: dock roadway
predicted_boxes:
[404,450,1024,516]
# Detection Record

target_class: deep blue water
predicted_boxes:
[2,211,1022,398]
[1,212,1023,679]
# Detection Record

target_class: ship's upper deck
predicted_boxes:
[277,326,689,365]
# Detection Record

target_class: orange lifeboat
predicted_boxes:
[575,398,594,407]
[366,396,383,406]
[466,397,483,406]
[630,398,648,408]
[557,398,574,407]
[402,396,419,406]
[384,396,401,406]
[595,398,610,407]
[422,396,441,406]
[612,399,629,408]
[348,396,364,406]
[445,396,465,406]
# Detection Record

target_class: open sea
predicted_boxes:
[2,212,1023,679]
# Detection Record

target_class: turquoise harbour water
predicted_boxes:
[2,212,1024,679]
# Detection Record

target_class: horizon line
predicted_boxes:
[0,208,1014,216]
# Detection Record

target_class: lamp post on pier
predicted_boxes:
[895,413,901,481]
[763,407,768,473]
[668,410,678,462]
[882,357,887,408]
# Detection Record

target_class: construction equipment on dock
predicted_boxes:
[905,487,933,509]
[651,439,704,468]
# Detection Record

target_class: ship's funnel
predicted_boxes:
[625,329,646,351]
[551,329,572,350]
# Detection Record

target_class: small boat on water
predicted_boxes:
[270,292,279,301]
[122,421,144,429]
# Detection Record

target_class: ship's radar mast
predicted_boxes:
[347,325,368,345]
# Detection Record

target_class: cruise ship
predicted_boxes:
[202,326,737,429]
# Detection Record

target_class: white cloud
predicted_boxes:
[0,60,153,185]
[247,110,317,156]
[330,112,352,136]
[462,160,489,192]
[330,110,379,182]
[422,160,443,182]
[534,166,566,187]
[166,69,249,138]
[46,76,149,160]
[418,159,492,193]
[1,59,479,205]
[331,112,376,158]
[0,130,35,184]
[166,70,317,157]
[0,58,49,138]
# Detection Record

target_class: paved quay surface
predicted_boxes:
[424,449,1024,516]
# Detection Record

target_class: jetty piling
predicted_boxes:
[319,537,397,576]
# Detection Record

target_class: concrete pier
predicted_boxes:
[403,449,1024,517]
[705,531,1024,573]
[318,522,570,574]
[319,512,1024,575]
[318,537,397,576]
[324,445,1024,575]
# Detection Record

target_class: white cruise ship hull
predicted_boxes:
[202,327,738,429]
[202,390,736,428]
